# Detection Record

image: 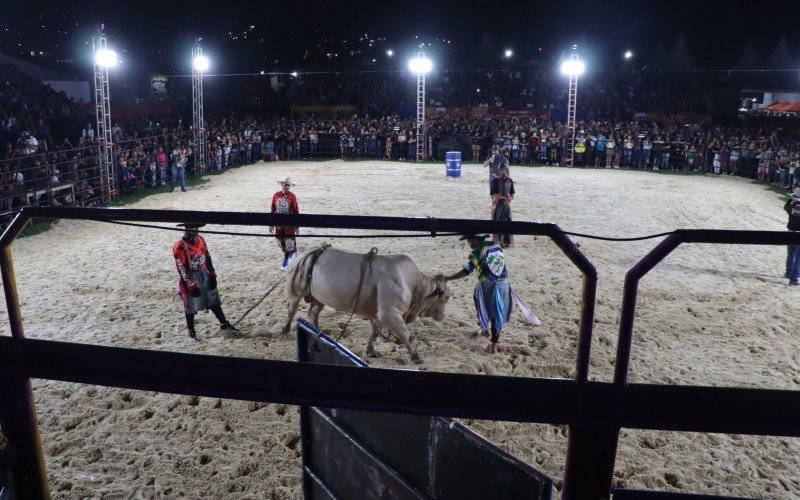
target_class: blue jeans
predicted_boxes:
[171,166,186,191]
[787,244,800,282]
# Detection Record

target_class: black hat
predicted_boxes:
[459,233,490,241]
[177,222,206,228]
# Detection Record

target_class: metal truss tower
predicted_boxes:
[191,44,206,172]
[92,33,115,201]
[415,51,426,161]
[564,45,579,167]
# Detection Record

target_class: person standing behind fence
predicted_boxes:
[784,188,800,286]
[169,145,187,192]
[444,233,511,354]
[269,176,300,271]
[173,222,236,341]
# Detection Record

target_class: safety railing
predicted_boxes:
[1,208,800,499]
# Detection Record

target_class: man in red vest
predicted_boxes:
[173,223,236,340]
[270,176,300,270]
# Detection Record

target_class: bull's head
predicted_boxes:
[422,275,450,321]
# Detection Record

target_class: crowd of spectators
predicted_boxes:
[0,65,798,215]
[284,69,711,119]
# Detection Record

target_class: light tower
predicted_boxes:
[92,29,116,201]
[191,42,209,173]
[560,45,585,167]
[409,51,432,161]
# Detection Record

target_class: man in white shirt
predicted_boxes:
[81,123,95,140]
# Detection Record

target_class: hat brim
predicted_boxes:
[177,223,206,228]
[278,181,296,186]
[459,233,490,241]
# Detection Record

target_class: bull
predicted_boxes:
[283,246,450,363]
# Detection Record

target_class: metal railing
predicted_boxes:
[1,209,800,498]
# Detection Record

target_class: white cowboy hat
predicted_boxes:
[278,176,296,187]
[792,187,800,199]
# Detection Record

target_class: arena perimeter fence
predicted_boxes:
[1,207,800,499]
[1,132,766,221]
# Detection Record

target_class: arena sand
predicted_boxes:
[2,161,800,498]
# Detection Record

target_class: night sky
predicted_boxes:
[2,0,798,77]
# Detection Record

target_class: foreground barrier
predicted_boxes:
[296,319,553,499]
[0,207,799,499]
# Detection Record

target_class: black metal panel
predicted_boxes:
[297,321,553,500]
[432,418,552,500]
[318,408,436,495]
[309,408,427,500]
[612,490,758,500]
[304,467,338,500]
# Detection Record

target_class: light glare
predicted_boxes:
[408,55,432,74]
[624,50,633,59]
[504,49,513,58]
[95,49,117,67]
[560,59,585,76]
[192,55,210,71]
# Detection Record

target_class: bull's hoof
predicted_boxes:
[281,326,291,335]
[366,347,380,358]
[411,354,423,364]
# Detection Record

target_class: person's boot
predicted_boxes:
[281,255,289,270]
[188,330,198,341]
[220,321,240,331]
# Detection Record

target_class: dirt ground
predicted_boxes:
[3,160,799,498]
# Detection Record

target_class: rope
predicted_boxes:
[335,247,378,342]
[91,218,679,242]
[90,219,462,239]
[231,273,285,328]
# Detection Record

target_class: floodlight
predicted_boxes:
[290,71,298,77]
[260,70,265,75]
[192,55,210,72]
[560,59,585,76]
[386,49,394,57]
[504,49,513,58]
[624,50,633,59]
[95,49,117,67]
[408,55,432,74]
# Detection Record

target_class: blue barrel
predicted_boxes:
[445,151,462,178]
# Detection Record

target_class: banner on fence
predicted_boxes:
[426,107,547,119]
[633,111,710,124]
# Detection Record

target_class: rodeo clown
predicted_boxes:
[445,233,512,354]
[173,222,237,340]
[269,176,300,270]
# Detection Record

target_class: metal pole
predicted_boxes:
[564,45,579,167]
[191,44,206,174]
[92,32,114,203]
[415,51,426,161]
[0,211,49,498]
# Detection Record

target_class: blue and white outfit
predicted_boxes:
[464,241,512,343]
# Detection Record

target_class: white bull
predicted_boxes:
[283,246,450,363]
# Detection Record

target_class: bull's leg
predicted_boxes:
[283,295,301,334]
[308,299,325,327]
[365,320,381,358]
[379,312,422,364]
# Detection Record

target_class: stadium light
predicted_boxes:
[624,50,633,60]
[408,53,432,74]
[94,48,118,67]
[504,49,513,59]
[192,54,210,72]
[290,71,298,77]
[560,59,585,76]
[386,49,394,57]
